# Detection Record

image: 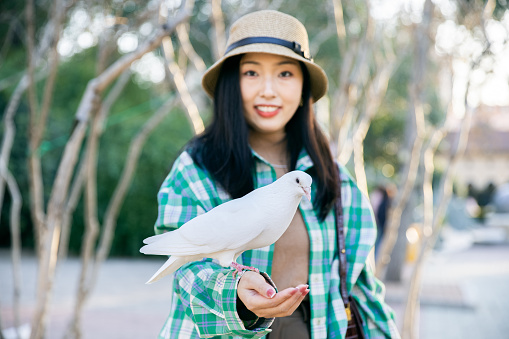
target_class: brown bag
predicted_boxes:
[335,166,366,339]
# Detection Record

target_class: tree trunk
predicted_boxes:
[352,46,397,196]
[375,0,434,280]
[0,8,59,236]
[401,127,444,338]
[65,71,130,338]
[29,10,191,338]
[401,1,495,335]
[0,76,28,230]
[210,0,226,61]
[161,36,204,134]
[58,160,86,260]
[332,4,376,164]
[0,166,23,338]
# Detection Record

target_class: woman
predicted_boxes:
[154,10,400,339]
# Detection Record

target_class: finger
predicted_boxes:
[238,275,310,317]
[273,284,308,303]
[250,285,300,308]
[278,286,309,316]
[240,285,299,316]
[255,285,309,318]
[238,271,276,300]
[272,285,309,316]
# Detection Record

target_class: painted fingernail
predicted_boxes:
[299,285,309,292]
[267,289,276,298]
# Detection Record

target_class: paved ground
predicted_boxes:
[1,241,509,338]
[0,254,173,338]
[385,243,509,338]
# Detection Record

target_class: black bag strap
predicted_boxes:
[334,165,350,308]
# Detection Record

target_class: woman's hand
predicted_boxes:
[237,271,309,318]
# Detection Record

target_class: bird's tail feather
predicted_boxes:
[146,256,181,284]
[142,232,166,245]
[140,238,172,255]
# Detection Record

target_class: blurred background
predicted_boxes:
[0,0,508,338]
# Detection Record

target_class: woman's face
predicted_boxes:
[239,52,303,139]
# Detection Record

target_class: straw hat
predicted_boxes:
[201,10,328,102]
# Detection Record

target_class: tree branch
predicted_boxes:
[64,70,131,337]
[332,0,347,49]
[375,0,434,279]
[0,76,28,227]
[29,9,191,338]
[161,36,204,134]
[333,1,376,162]
[0,165,23,339]
[352,49,397,195]
[401,2,496,336]
[0,2,65,222]
[176,22,206,72]
[96,96,178,270]
[210,0,226,60]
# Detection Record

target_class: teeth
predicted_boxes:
[257,106,278,113]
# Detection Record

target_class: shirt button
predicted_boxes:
[313,317,324,326]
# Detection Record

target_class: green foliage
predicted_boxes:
[0,42,194,257]
[364,57,411,184]
[61,55,194,257]
[4,0,502,258]
[0,107,34,249]
[96,107,193,257]
[0,0,409,256]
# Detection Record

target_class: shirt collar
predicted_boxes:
[250,148,314,172]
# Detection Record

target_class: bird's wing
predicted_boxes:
[141,194,267,256]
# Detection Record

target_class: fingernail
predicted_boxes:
[267,289,276,298]
[299,285,309,292]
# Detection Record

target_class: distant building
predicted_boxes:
[443,105,509,190]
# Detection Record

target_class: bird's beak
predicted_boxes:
[303,186,311,201]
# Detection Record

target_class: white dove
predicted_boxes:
[140,170,312,284]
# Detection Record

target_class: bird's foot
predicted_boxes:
[230,262,260,279]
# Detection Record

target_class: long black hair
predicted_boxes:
[189,54,338,221]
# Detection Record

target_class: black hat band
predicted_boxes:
[224,36,312,60]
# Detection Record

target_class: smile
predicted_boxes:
[255,105,280,118]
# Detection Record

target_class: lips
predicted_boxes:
[255,105,280,118]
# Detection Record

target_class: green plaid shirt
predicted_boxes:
[154,149,400,339]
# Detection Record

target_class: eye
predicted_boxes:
[243,70,257,77]
[280,71,292,78]
[296,178,300,184]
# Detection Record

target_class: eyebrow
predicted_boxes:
[240,60,299,66]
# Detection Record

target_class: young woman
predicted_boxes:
[153,10,400,339]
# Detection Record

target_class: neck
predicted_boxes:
[248,130,288,166]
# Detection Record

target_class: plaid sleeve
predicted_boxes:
[175,259,273,338]
[351,265,401,339]
[154,152,273,338]
[340,165,400,339]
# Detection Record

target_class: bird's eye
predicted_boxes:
[296,178,300,184]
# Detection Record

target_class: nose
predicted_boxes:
[260,76,276,98]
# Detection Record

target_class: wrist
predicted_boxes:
[236,296,260,328]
